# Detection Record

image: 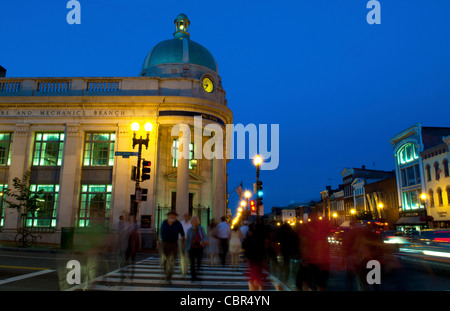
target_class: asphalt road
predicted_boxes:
[0,249,449,291]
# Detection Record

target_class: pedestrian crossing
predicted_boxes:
[77,256,280,291]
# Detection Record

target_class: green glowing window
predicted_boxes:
[27,184,59,228]
[402,190,420,210]
[397,143,419,165]
[77,184,112,228]
[0,133,13,166]
[32,133,65,166]
[172,139,194,169]
[0,184,7,227]
[83,133,115,166]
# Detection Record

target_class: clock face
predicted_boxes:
[202,77,214,93]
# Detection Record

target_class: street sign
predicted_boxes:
[135,189,142,203]
[115,151,139,158]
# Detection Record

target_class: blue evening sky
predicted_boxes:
[1,1,450,214]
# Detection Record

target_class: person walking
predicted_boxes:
[180,213,192,278]
[216,216,231,266]
[229,226,243,270]
[185,216,206,281]
[206,221,220,267]
[160,211,185,284]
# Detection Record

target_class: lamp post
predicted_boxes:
[131,122,153,218]
[350,209,356,223]
[420,193,431,229]
[244,190,251,212]
[378,202,384,220]
[253,155,263,221]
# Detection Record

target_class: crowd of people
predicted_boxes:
[159,211,398,291]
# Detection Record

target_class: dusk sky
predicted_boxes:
[1,1,450,214]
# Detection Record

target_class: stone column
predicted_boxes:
[3,124,31,234]
[57,124,82,228]
[212,157,225,222]
[176,127,190,217]
[111,124,132,230]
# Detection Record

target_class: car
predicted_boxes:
[381,230,410,245]
[417,230,450,246]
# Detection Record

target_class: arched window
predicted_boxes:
[397,143,419,165]
[426,164,431,181]
[434,162,441,180]
[437,188,443,206]
[447,186,450,206]
[443,159,449,177]
[428,189,435,207]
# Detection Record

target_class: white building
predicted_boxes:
[0,14,233,245]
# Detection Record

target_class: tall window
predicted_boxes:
[443,159,449,178]
[172,139,194,169]
[426,164,431,181]
[83,133,115,166]
[32,133,65,166]
[447,186,450,206]
[434,162,441,180]
[27,184,59,228]
[437,188,443,206]
[400,164,421,187]
[397,143,419,165]
[0,184,7,227]
[428,189,434,208]
[77,184,112,228]
[0,133,13,166]
[402,190,420,210]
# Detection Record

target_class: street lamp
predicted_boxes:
[131,121,153,218]
[378,203,384,220]
[253,155,263,221]
[420,193,431,228]
[350,209,356,222]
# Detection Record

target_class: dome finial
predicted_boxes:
[173,13,190,39]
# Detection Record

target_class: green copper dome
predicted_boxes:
[140,14,218,76]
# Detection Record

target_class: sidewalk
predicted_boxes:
[0,240,160,255]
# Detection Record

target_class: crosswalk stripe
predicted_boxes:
[83,255,276,291]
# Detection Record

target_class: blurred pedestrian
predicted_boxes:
[240,221,249,240]
[206,221,220,267]
[180,213,192,277]
[298,217,331,291]
[125,215,141,280]
[243,222,267,291]
[229,226,243,270]
[275,223,299,283]
[160,211,185,284]
[185,216,206,281]
[216,216,231,266]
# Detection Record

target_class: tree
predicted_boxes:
[4,170,44,232]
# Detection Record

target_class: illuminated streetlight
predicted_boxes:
[240,200,247,208]
[378,203,384,209]
[350,209,356,215]
[332,213,338,218]
[420,193,427,201]
[244,190,252,199]
[131,122,140,132]
[253,155,263,166]
[144,122,153,132]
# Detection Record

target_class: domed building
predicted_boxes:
[0,14,232,246]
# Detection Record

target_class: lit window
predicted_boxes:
[0,133,13,166]
[0,184,7,227]
[402,190,420,210]
[32,133,65,166]
[400,164,421,187]
[437,188,443,206]
[443,159,449,178]
[397,143,419,165]
[172,139,194,169]
[83,133,115,166]
[77,184,112,228]
[428,190,435,208]
[27,184,59,228]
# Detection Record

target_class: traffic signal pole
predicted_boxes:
[132,131,149,219]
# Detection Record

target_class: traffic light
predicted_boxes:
[256,181,263,206]
[131,165,137,181]
[141,159,151,181]
[249,200,256,212]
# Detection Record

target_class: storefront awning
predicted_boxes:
[395,216,426,225]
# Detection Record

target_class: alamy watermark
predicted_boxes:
[367,0,381,25]
[66,0,81,25]
[171,116,279,170]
